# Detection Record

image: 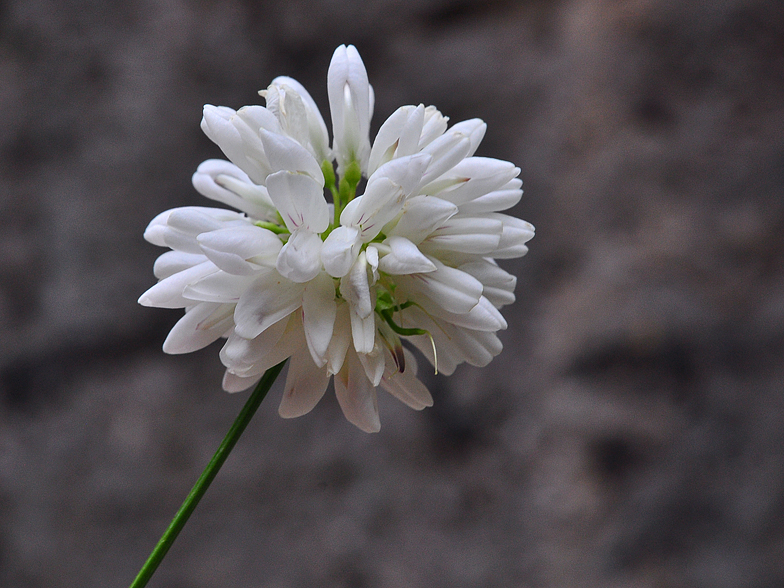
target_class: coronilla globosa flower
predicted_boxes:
[139,44,534,433]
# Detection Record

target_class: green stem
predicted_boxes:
[129,360,287,588]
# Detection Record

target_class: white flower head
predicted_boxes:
[140,45,534,432]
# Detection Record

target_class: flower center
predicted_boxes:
[321,158,363,237]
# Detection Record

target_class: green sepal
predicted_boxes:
[375,290,396,312]
[343,159,362,188]
[321,159,336,194]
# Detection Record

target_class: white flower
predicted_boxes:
[140,44,534,432]
[328,44,373,173]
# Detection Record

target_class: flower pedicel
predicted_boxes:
[139,44,534,432]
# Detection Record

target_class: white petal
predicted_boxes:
[222,312,304,377]
[321,226,361,278]
[455,328,504,367]
[222,371,261,393]
[380,348,433,410]
[279,345,329,418]
[422,157,519,206]
[404,306,503,373]
[302,271,337,367]
[341,251,373,318]
[367,105,414,174]
[258,128,324,184]
[233,273,305,339]
[489,214,535,259]
[395,257,483,315]
[220,315,289,372]
[419,106,450,148]
[424,295,508,332]
[415,310,503,368]
[368,83,376,129]
[357,340,385,386]
[168,206,249,230]
[198,226,282,275]
[266,170,329,233]
[231,105,284,184]
[144,209,173,246]
[367,153,432,202]
[377,236,436,275]
[408,329,460,376]
[338,184,391,240]
[366,245,379,283]
[396,104,427,158]
[328,44,372,170]
[326,302,351,375]
[231,343,294,378]
[276,229,324,283]
[163,207,249,254]
[153,251,208,280]
[421,322,500,369]
[367,104,425,174]
[334,350,381,433]
[138,261,216,308]
[200,105,244,163]
[183,270,257,303]
[201,105,271,184]
[163,302,234,354]
[481,285,516,308]
[446,118,486,157]
[340,252,376,354]
[341,153,431,241]
[263,83,311,152]
[192,159,276,220]
[235,104,282,135]
[349,308,376,355]
[418,130,472,187]
[456,178,523,214]
[388,195,458,244]
[420,215,503,255]
[267,76,331,162]
[162,208,222,253]
[458,259,517,308]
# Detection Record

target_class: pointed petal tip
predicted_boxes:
[137,292,154,307]
[278,402,314,419]
[354,419,381,433]
[222,370,261,393]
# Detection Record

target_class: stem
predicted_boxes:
[129,360,287,588]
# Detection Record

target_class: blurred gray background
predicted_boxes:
[2,0,784,586]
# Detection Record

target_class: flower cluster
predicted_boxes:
[139,45,534,432]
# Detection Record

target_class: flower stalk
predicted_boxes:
[129,360,287,588]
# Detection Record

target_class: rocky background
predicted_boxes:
[2,0,784,586]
